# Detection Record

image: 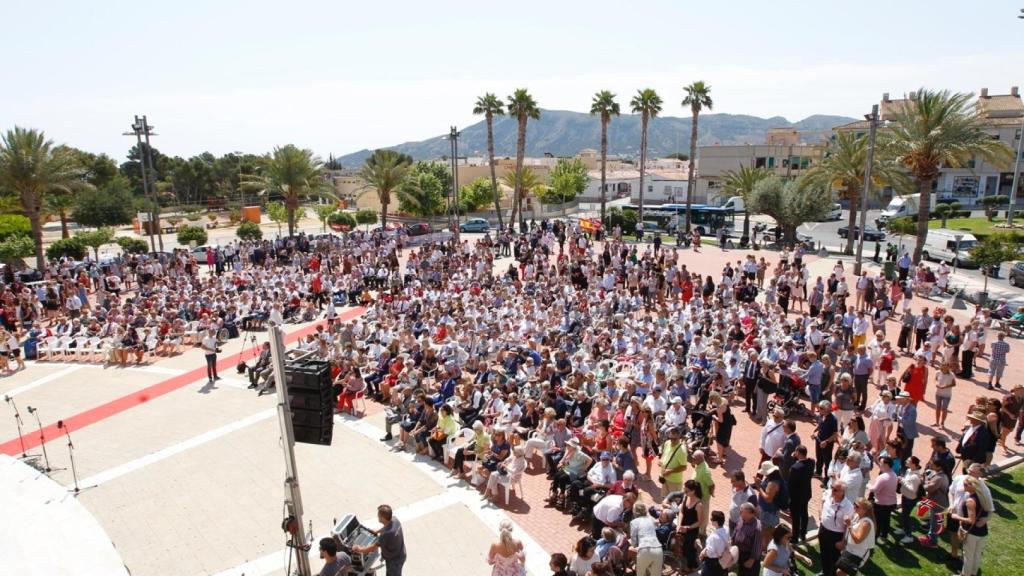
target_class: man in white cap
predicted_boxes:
[662,396,688,434]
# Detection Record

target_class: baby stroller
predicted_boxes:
[686,411,713,454]
[767,373,811,418]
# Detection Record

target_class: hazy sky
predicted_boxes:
[4,0,1023,161]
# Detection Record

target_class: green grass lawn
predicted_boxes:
[795,464,1024,576]
[929,217,1009,236]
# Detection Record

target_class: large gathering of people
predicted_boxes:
[4,217,1020,576]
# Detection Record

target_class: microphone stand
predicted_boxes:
[58,421,80,494]
[4,395,30,458]
[27,407,52,473]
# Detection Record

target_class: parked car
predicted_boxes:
[405,223,433,237]
[459,218,490,233]
[824,204,843,221]
[1008,261,1024,286]
[192,245,212,259]
[837,226,886,241]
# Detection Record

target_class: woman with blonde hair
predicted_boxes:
[835,497,876,576]
[951,476,992,576]
[487,519,524,576]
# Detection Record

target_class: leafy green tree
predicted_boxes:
[266,202,288,235]
[176,225,208,246]
[73,149,120,188]
[547,158,589,204]
[682,81,713,231]
[630,88,663,222]
[933,201,964,228]
[882,89,1014,261]
[506,89,540,227]
[970,233,1021,293]
[473,93,506,228]
[888,216,917,253]
[0,236,34,273]
[76,227,116,260]
[801,131,908,254]
[397,167,445,217]
[978,195,1008,222]
[0,215,31,241]
[116,236,150,254]
[359,150,412,228]
[590,90,620,224]
[236,221,263,241]
[328,211,356,231]
[355,210,378,227]
[45,236,86,260]
[0,127,90,268]
[459,178,501,213]
[721,165,770,239]
[243,145,335,236]
[72,181,136,228]
[749,175,829,243]
[315,204,337,232]
[603,207,638,234]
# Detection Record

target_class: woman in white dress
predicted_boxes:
[487,520,524,576]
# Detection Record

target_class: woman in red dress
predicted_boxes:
[902,355,929,403]
[681,278,694,304]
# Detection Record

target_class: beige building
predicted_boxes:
[833,87,1024,204]
[694,129,826,205]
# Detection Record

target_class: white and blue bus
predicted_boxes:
[622,203,735,236]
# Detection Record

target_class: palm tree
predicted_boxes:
[506,89,540,229]
[630,89,662,223]
[502,167,541,200]
[682,81,713,232]
[721,165,770,240]
[0,127,87,269]
[802,131,908,254]
[359,150,411,229]
[245,144,335,236]
[883,89,1014,261]
[473,93,505,230]
[590,90,620,225]
[396,172,443,218]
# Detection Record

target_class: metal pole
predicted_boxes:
[1008,114,1024,226]
[453,126,461,235]
[854,104,879,276]
[132,117,157,252]
[268,323,313,576]
[140,117,164,250]
[447,129,455,233]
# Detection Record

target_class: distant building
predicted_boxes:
[833,87,1024,205]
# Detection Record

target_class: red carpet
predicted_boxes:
[0,308,365,455]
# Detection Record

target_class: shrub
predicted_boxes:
[117,237,150,254]
[228,208,242,225]
[0,215,31,241]
[355,210,378,226]
[979,195,1009,221]
[177,225,208,246]
[328,211,357,230]
[46,236,87,260]
[236,221,263,241]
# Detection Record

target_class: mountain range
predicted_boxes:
[336,109,854,167]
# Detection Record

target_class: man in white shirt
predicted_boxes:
[643,386,668,416]
[759,408,787,464]
[201,327,220,383]
[833,451,864,501]
[819,481,855,576]
[662,397,688,433]
[591,491,637,541]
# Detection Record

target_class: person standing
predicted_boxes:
[814,401,840,483]
[867,456,898,542]
[895,392,919,462]
[353,504,406,576]
[852,345,874,412]
[951,476,992,576]
[659,427,688,497]
[689,451,714,535]
[201,327,220,383]
[788,445,815,544]
[628,500,664,576]
[699,510,730,576]
[487,520,524,576]
[987,331,1010,390]
[730,502,762,576]
[818,481,854,576]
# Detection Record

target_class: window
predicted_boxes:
[647,185,653,192]
[767,157,775,168]
[755,157,767,168]
[664,185,672,194]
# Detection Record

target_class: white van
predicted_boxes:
[722,196,745,213]
[921,228,978,267]
[826,203,842,221]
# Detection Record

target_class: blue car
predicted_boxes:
[459,218,490,233]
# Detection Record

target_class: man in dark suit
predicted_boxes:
[778,420,801,481]
[956,410,992,469]
[787,444,815,543]
[742,349,760,414]
[246,342,272,389]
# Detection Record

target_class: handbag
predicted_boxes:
[431,429,447,442]
[900,368,912,384]
[719,545,739,569]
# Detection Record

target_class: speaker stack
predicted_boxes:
[285,358,334,446]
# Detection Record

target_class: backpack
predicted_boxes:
[719,544,740,569]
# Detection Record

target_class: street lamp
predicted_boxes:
[446,126,461,239]
[233,151,245,207]
[854,104,879,276]
[123,116,160,251]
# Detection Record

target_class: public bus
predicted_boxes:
[621,203,735,236]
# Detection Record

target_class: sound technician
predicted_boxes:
[352,504,406,576]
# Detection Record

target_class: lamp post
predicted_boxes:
[234,150,245,207]
[854,104,879,276]
[1009,113,1023,226]
[447,126,461,240]
[123,116,158,252]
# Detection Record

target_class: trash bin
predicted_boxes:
[883,261,896,281]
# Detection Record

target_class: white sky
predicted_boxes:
[3,0,1023,161]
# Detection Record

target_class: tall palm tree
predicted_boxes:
[359,150,412,229]
[502,167,541,200]
[883,89,1014,261]
[473,93,505,230]
[0,127,87,269]
[506,89,540,229]
[590,90,620,225]
[682,81,713,232]
[721,165,770,240]
[245,144,335,236]
[630,89,662,223]
[802,131,908,254]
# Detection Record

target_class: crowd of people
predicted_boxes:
[5,218,1020,576]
